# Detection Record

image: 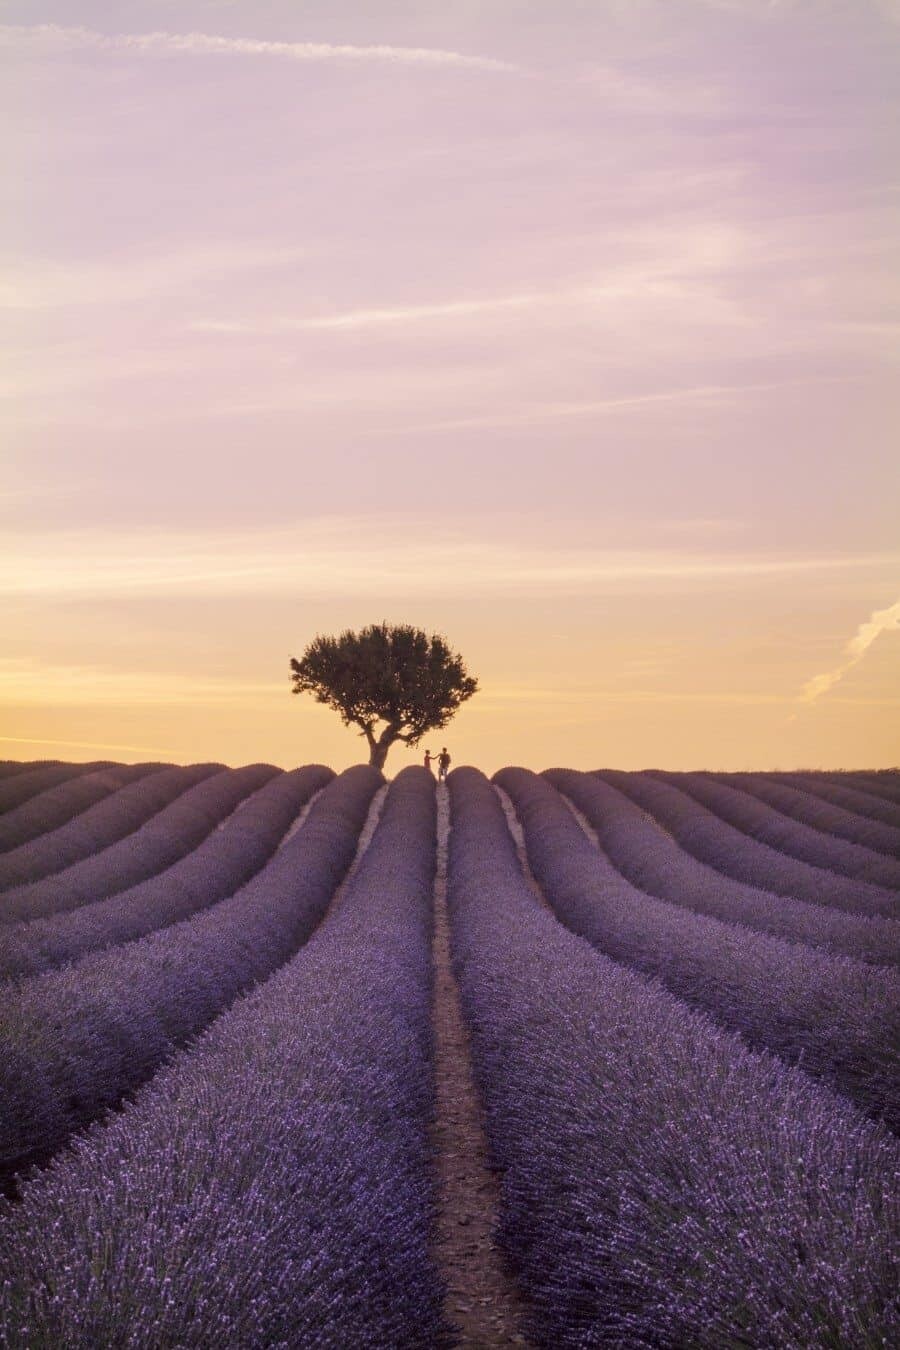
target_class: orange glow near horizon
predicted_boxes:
[3,2,898,770]
[2,523,898,773]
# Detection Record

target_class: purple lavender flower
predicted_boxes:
[448,767,900,1348]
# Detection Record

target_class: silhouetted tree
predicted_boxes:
[290,623,478,770]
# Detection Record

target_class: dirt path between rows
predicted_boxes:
[429,782,531,1348]
[493,786,554,914]
[323,783,388,919]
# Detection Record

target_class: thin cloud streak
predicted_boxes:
[4,664,895,720]
[0,734,185,756]
[0,24,518,72]
[2,245,308,311]
[391,379,855,434]
[800,599,900,703]
[187,259,739,336]
[0,658,283,707]
[1,528,897,599]
[480,687,900,708]
[190,291,558,334]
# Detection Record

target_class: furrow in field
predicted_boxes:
[0,765,382,1190]
[446,768,900,1349]
[0,765,275,925]
[0,766,333,981]
[773,771,900,829]
[0,763,57,781]
[0,763,113,814]
[0,763,225,892]
[545,769,899,968]
[836,771,900,806]
[602,770,898,919]
[655,771,900,888]
[496,769,900,1131]
[722,772,900,856]
[0,767,448,1349]
[0,764,165,854]
[431,780,531,1348]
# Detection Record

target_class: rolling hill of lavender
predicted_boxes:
[0,757,898,1348]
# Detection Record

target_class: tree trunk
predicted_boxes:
[368,724,400,771]
[369,742,390,770]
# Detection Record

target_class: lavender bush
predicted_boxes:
[0,763,113,814]
[718,773,900,857]
[0,762,54,780]
[0,766,333,981]
[0,763,224,892]
[653,771,900,889]
[496,768,900,1130]
[774,772,900,829]
[0,764,164,854]
[544,769,899,967]
[838,771,900,806]
[0,767,448,1349]
[602,769,898,919]
[0,765,275,925]
[449,768,900,1348]
[0,765,381,1184]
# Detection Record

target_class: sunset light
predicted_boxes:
[2,7,899,1345]
[3,0,898,770]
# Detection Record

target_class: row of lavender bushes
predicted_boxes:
[0,765,333,982]
[715,772,900,856]
[0,765,276,926]
[0,763,113,813]
[0,767,448,1349]
[496,769,900,1131]
[770,771,900,828]
[602,770,898,919]
[0,763,224,893]
[653,771,900,888]
[0,765,381,1185]
[838,771,900,805]
[545,769,899,967]
[448,768,900,1348]
[0,762,60,780]
[0,764,165,853]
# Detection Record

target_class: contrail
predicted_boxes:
[800,599,900,703]
[0,24,518,72]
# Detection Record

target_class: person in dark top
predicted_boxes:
[437,747,451,781]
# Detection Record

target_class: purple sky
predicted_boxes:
[2,1,898,770]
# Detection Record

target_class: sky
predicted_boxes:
[2,0,898,773]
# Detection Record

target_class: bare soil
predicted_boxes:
[429,782,531,1348]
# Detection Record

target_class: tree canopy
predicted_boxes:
[290,623,478,769]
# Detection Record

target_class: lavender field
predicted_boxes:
[0,759,898,1348]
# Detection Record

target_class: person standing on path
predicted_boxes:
[424,750,435,775]
[437,748,451,782]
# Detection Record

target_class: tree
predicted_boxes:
[290,622,478,770]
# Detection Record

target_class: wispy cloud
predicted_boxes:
[0,24,518,73]
[187,248,745,337]
[576,63,727,116]
[800,599,900,703]
[0,657,282,707]
[479,686,900,708]
[1,244,306,311]
[190,290,558,334]
[0,733,185,756]
[1,524,897,600]
[389,378,849,434]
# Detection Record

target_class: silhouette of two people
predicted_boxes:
[424,747,451,781]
